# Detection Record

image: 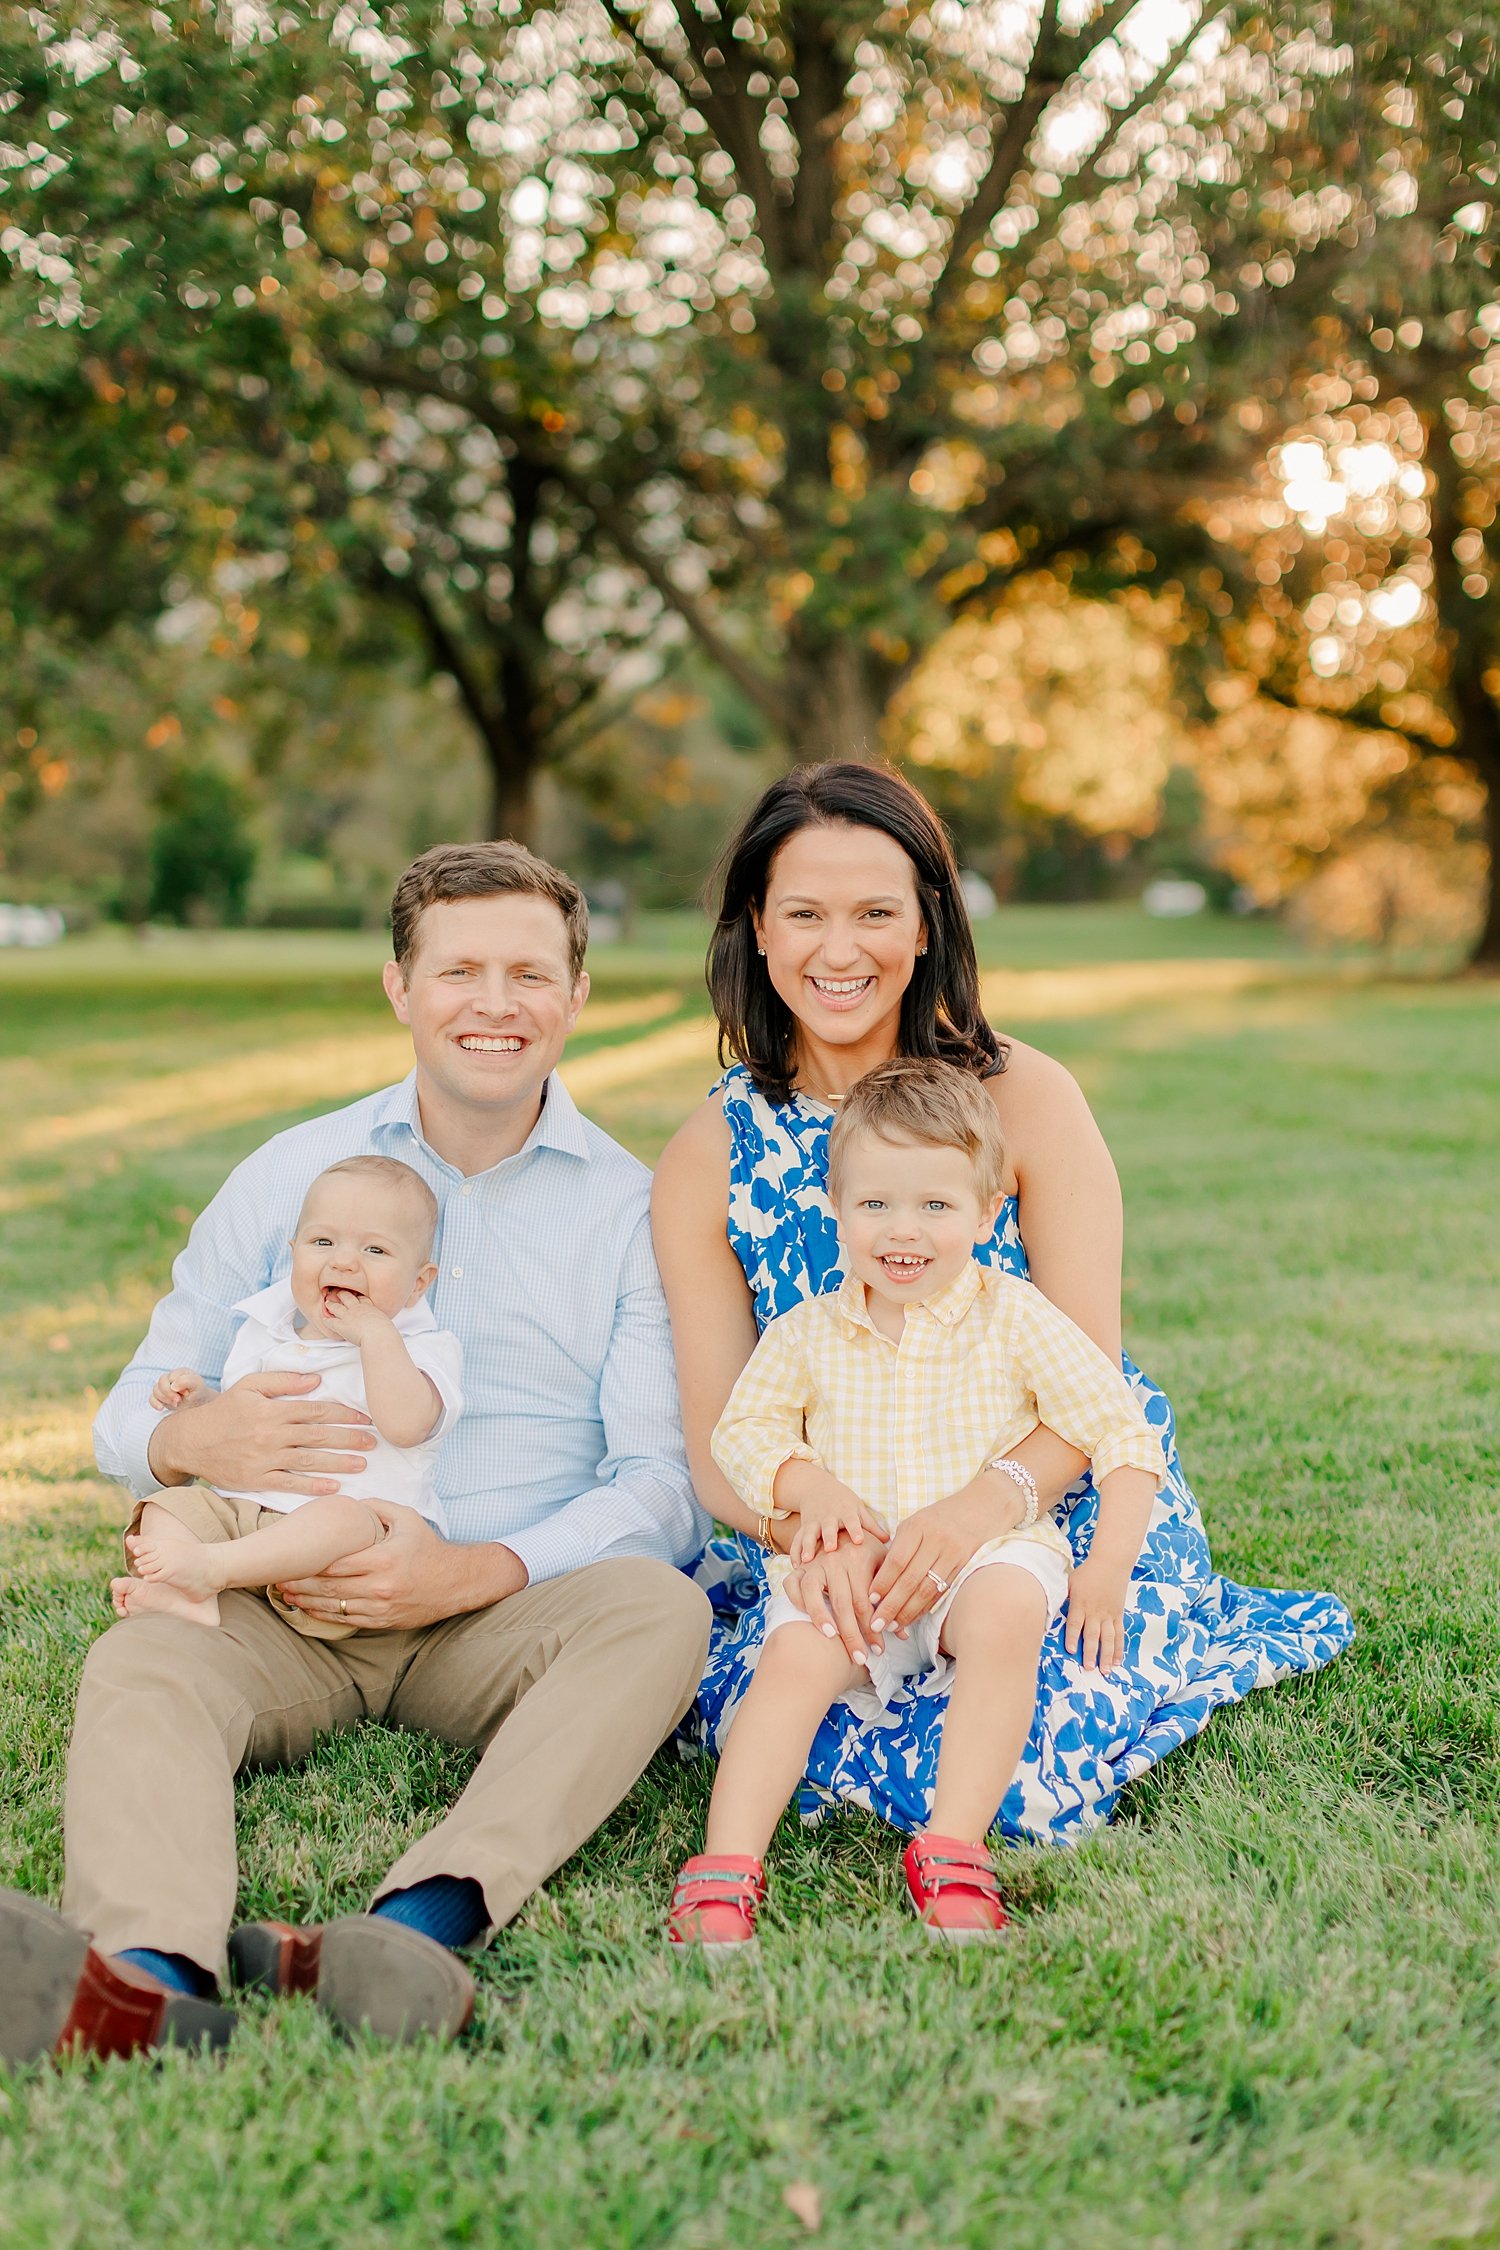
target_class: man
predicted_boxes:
[0,842,710,2062]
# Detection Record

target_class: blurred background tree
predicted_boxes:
[0,0,1495,959]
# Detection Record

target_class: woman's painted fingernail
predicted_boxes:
[822,1623,838,1638]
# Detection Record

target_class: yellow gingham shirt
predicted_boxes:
[712,1259,1165,1596]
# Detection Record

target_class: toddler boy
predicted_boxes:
[669,1056,1166,1946]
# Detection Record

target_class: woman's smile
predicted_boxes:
[806,972,877,1012]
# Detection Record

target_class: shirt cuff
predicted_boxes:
[498,1511,595,1588]
[735,1441,820,1518]
[112,1405,175,1501]
[1091,1430,1166,1484]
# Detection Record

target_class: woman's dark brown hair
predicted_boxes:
[707,762,1005,1102]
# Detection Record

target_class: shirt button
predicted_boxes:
[451,1267,464,1279]
[460,1185,473,1196]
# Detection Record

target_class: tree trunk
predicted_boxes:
[1476,767,1500,969]
[782,638,894,764]
[484,743,537,849]
[1426,411,1500,972]
[1453,680,1500,971]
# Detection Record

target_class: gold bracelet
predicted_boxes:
[755,1506,791,1548]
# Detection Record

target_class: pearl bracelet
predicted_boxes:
[987,1456,1040,1530]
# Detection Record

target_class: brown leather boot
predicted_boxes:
[0,1888,234,2065]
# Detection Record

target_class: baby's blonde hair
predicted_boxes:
[298,1155,439,1257]
[827,1058,1005,1207]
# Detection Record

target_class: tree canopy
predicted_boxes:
[2,0,1497,953]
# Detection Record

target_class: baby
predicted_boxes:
[112,1154,462,1636]
[669,1057,1166,1948]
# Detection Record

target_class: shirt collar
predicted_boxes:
[371,1069,590,1173]
[231,1275,440,1341]
[835,1256,985,1337]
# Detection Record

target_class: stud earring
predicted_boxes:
[917,944,927,957]
[757,946,766,957]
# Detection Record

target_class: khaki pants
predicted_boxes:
[63,1557,710,1982]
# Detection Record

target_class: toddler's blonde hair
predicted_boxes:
[827,1058,1005,1207]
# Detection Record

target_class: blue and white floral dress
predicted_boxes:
[687,1063,1355,1844]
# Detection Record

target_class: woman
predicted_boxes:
[653,763,1352,1843]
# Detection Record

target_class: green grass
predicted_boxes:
[2,917,1498,2250]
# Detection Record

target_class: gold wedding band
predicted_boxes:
[339,1599,347,1619]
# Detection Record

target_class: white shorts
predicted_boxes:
[761,1535,1071,1725]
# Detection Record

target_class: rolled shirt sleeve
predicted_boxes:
[1013,1288,1166,1485]
[710,1309,821,1517]
[500,1213,709,1585]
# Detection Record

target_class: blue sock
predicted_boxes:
[370,1875,488,1952]
[116,1947,216,1999]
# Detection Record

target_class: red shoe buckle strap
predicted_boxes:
[670,1864,765,1911]
[908,1839,1003,1902]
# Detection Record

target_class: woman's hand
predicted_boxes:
[868,1478,1024,1635]
[786,1535,888,1666]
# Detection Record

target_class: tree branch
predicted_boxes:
[593,0,706,114]
[335,345,794,725]
[663,0,789,269]
[784,1,846,274]
[1043,16,1211,217]
[1253,672,1455,759]
[585,488,795,728]
[385,564,505,747]
[927,0,1065,325]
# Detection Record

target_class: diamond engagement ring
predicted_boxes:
[926,1568,949,1595]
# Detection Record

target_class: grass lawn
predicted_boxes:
[1,910,1497,2250]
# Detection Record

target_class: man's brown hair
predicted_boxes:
[389,842,589,981]
[827,1057,1006,1206]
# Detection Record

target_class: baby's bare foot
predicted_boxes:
[125,1522,225,1602]
[110,1575,222,1627]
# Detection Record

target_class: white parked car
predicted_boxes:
[0,903,66,947]
[1142,878,1208,919]
[959,868,998,920]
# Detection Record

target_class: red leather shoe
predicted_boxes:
[0,1888,234,2065]
[902,1833,1010,1942]
[667,1855,765,1951]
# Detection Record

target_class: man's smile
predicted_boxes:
[457,1034,524,1052]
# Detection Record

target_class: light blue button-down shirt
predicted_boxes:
[93,1072,710,1583]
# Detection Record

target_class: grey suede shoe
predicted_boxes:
[0,1888,234,2066]
[228,1914,475,2044]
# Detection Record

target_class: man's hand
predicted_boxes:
[277,1501,528,1632]
[1063,1555,1131,1672]
[868,1477,1025,1635]
[146,1369,375,1497]
[785,1535,887,1667]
